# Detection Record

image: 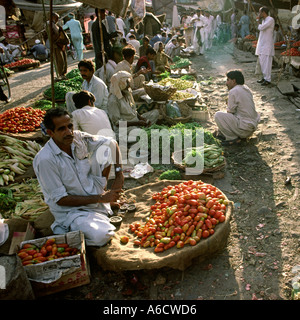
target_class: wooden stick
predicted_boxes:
[97,9,106,79]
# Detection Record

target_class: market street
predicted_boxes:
[1,41,298,300]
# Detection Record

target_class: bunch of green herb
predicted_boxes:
[159,169,181,180]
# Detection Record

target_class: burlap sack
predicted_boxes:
[90,180,233,271]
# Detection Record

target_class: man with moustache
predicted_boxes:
[33,107,124,246]
[214,70,260,146]
[65,59,109,114]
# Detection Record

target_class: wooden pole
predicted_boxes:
[97,9,106,79]
[49,0,55,108]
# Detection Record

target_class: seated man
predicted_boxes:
[114,45,149,90]
[214,70,261,146]
[94,47,123,89]
[30,39,49,61]
[135,47,157,81]
[0,36,22,63]
[165,37,180,59]
[107,71,159,144]
[33,107,124,246]
[72,90,114,137]
[128,34,141,57]
[66,59,109,113]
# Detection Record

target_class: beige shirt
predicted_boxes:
[107,92,138,128]
[227,85,260,131]
[114,59,132,75]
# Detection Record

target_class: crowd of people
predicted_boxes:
[29,6,288,247]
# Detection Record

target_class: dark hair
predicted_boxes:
[72,90,95,109]
[122,45,136,59]
[129,34,136,39]
[143,36,150,42]
[90,15,94,20]
[78,59,95,72]
[43,107,69,131]
[226,70,244,85]
[146,47,156,56]
[260,7,269,15]
[275,23,279,28]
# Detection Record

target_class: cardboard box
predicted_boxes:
[8,223,36,255]
[30,250,90,297]
[19,231,90,297]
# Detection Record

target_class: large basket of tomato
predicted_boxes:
[90,180,233,271]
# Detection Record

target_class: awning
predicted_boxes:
[12,0,83,12]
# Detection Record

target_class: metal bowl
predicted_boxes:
[110,216,123,226]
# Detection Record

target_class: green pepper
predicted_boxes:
[57,247,65,253]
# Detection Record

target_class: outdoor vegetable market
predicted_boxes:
[0,0,299,304]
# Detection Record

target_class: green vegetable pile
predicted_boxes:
[0,188,16,215]
[32,99,57,110]
[180,74,196,81]
[66,68,81,79]
[43,76,83,100]
[182,144,224,169]
[140,122,221,165]
[170,57,191,69]
[159,169,181,180]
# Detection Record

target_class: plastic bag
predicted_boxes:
[166,101,181,118]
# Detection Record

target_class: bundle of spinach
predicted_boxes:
[44,77,83,100]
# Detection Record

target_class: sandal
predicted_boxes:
[213,130,226,141]
[221,138,242,146]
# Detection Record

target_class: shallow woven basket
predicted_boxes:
[143,83,177,101]
[171,147,226,174]
[159,101,192,125]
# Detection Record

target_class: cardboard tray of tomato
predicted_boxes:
[17,231,84,283]
[91,180,233,271]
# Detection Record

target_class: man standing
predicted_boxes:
[66,59,109,113]
[191,9,207,55]
[255,7,275,86]
[214,70,260,146]
[33,107,124,246]
[88,15,95,44]
[238,11,250,38]
[63,13,84,61]
[49,12,68,79]
[204,11,214,50]
[92,9,118,70]
[106,11,116,34]
[231,9,238,39]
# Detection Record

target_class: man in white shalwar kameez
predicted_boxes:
[214,70,260,145]
[191,9,207,55]
[255,7,275,86]
[33,107,124,246]
[204,11,214,50]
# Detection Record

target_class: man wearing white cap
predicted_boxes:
[63,12,84,61]
[30,39,49,61]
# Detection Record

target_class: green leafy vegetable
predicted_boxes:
[159,169,181,180]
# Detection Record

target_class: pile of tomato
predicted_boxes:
[17,238,80,266]
[129,180,229,253]
[4,58,38,69]
[281,48,300,56]
[0,106,46,133]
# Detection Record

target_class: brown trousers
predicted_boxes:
[53,45,67,77]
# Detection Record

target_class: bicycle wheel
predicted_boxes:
[70,44,77,60]
[0,66,11,102]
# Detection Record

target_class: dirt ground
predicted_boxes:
[1,43,300,301]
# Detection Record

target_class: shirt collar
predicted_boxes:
[48,137,75,156]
